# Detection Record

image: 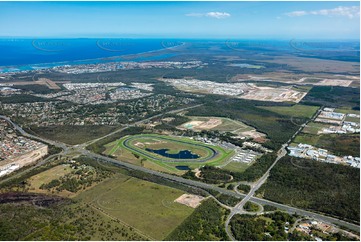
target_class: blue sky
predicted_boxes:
[0,1,359,39]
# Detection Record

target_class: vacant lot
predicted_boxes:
[294,133,360,156]
[222,160,254,173]
[27,164,73,196]
[179,116,267,140]
[179,116,253,133]
[259,104,319,118]
[334,108,360,115]
[75,174,194,240]
[302,122,332,134]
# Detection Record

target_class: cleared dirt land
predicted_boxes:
[178,116,266,139]
[75,173,195,240]
[241,86,307,103]
[179,116,252,132]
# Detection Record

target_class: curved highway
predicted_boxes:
[0,109,359,236]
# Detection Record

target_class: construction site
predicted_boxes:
[0,119,48,177]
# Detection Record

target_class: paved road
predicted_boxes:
[250,196,361,233]
[80,149,246,199]
[1,107,359,235]
[78,103,204,148]
[0,115,69,150]
[224,106,338,240]
[83,148,360,234]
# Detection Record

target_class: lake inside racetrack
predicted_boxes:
[145,148,200,159]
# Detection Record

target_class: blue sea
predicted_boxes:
[0,38,179,72]
[1,38,359,73]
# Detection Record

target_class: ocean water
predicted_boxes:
[0,38,178,72]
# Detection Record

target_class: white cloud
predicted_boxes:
[185,12,231,19]
[285,6,360,18]
[285,11,307,17]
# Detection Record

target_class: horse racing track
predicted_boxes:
[112,134,233,168]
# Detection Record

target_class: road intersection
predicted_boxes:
[0,105,359,238]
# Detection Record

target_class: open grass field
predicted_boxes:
[334,108,360,115]
[75,173,195,240]
[345,116,360,122]
[27,164,74,196]
[259,104,319,118]
[222,160,255,173]
[105,134,234,172]
[293,133,322,146]
[302,122,331,135]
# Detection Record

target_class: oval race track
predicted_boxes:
[122,135,219,163]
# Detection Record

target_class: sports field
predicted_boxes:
[104,134,233,172]
[75,173,195,240]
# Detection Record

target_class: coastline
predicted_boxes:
[0,41,186,73]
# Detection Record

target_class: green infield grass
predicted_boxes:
[104,134,234,172]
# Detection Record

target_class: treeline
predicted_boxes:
[243,201,259,212]
[236,153,277,181]
[301,86,360,110]
[0,94,50,103]
[40,157,114,193]
[166,199,229,241]
[257,156,360,223]
[183,153,277,184]
[230,212,303,241]
[0,203,144,241]
[215,194,239,207]
[237,184,251,193]
[316,133,359,157]
[182,166,233,184]
[0,158,65,191]
[153,114,191,130]
[186,98,304,150]
[230,211,357,241]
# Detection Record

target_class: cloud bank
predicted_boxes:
[186,12,231,19]
[285,6,360,18]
